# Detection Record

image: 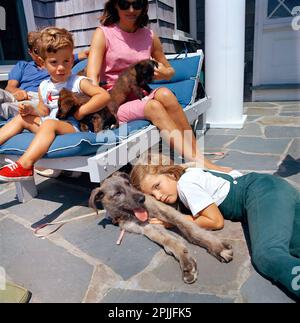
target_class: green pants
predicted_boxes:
[215,172,300,299]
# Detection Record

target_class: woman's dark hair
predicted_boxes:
[100,0,149,28]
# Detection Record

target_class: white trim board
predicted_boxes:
[0,65,14,81]
[22,0,36,31]
[207,115,247,130]
[253,89,300,102]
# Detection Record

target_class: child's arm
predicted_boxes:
[149,203,224,230]
[74,78,110,120]
[183,203,224,230]
[77,49,89,61]
[5,80,30,101]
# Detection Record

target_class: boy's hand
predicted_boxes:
[13,90,30,101]
[18,103,33,116]
[78,49,90,61]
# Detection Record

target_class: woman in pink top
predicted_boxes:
[87,0,231,172]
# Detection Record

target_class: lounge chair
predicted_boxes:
[0,50,211,202]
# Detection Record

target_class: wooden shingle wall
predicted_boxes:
[31,0,179,53]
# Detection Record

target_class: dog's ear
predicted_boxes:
[58,88,74,107]
[112,172,130,181]
[59,88,72,99]
[60,88,81,106]
[89,187,104,214]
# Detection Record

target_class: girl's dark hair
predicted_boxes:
[100,0,149,28]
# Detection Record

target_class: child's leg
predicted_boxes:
[246,175,300,298]
[18,120,76,169]
[0,114,40,145]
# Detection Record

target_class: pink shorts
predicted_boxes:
[117,88,160,124]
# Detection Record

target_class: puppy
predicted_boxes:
[57,88,116,132]
[107,59,159,118]
[89,172,233,284]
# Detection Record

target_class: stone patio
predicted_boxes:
[0,101,299,303]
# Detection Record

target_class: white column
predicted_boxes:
[22,0,36,31]
[205,0,247,129]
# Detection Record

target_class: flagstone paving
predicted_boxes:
[0,101,299,303]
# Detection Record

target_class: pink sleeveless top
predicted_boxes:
[99,24,153,90]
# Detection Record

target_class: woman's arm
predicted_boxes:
[87,28,106,85]
[151,33,175,81]
[184,203,224,230]
[74,78,110,120]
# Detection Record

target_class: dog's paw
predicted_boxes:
[219,242,233,263]
[209,241,233,263]
[181,254,198,284]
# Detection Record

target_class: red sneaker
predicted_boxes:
[0,159,33,182]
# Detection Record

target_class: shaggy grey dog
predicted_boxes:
[89,172,233,284]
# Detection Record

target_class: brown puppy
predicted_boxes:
[89,172,233,284]
[57,88,116,132]
[107,59,159,119]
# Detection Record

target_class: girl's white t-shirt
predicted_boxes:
[177,168,235,216]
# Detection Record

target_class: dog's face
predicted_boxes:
[135,59,159,85]
[57,88,79,119]
[89,172,149,223]
[57,88,90,119]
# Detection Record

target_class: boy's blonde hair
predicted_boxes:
[39,27,74,60]
[130,153,186,191]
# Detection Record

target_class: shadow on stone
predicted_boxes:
[98,217,115,229]
[274,155,300,178]
[0,199,20,210]
[30,179,93,229]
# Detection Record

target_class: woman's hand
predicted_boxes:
[153,62,166,80]
[151,33,175,81]
[153,62,174,81]
[18,103,34,117]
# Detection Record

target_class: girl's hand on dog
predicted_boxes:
[18,103,34,117]
[149,217,174,228]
